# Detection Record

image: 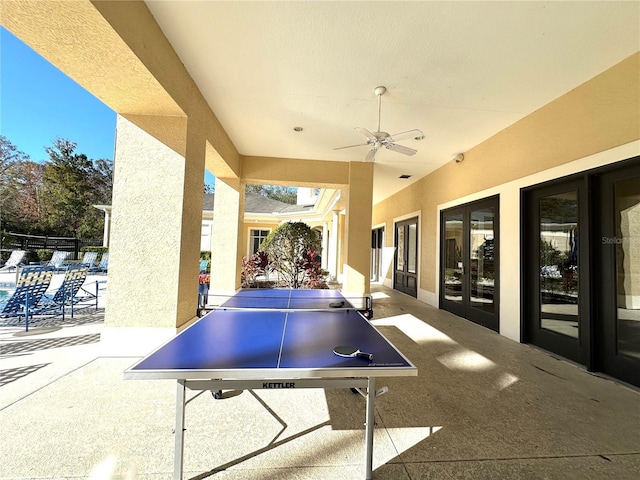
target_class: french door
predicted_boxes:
[522,179,589,364]
[371,227,384,282]
[522,156,640,387]
[440,196,499,331]
[594,162,640,386]
[394,218,418,297]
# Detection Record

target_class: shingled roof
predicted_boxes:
[203,193,313,214]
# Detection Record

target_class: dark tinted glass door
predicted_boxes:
[523,179,589,364]
[440,196,499,331]
[442,209,465,316]
[394,218,418,297]
[596,163,640,386]
[371,227,384,282]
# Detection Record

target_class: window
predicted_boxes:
[250,229,270,255]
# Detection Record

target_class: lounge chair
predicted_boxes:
[46,251,70,271]
[90,252,109,273]
[0,250,25,272]
[35,264,90,319]
[79,251,98,268]
[0,266,55,330]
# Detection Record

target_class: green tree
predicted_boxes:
[41,138,108,238]
[0,136,29,236]
[260,221,323,288]
[91,157,114,204]
[245,184,297,204]
[12,161,47,233]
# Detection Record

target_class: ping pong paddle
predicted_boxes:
[333,345,373,361]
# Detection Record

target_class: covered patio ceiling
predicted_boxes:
[146,1,637,204]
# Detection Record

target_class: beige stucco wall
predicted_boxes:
[210,177,245,293]
[241,156,351,190]
[343,162,374,294]
[106,115,203,328]
[374,52,640,294]
[372,52,639,340]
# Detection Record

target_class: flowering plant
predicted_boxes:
[199,273,210,285]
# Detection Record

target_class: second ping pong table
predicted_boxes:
[125,289,417,479]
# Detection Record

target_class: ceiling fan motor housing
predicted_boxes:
[374,86,387,96]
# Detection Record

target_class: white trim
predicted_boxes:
[418,287,437,307]
[246,227,271,257]
[393,209,421,224]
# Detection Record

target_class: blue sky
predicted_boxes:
[0,27,215,187]
[0,27,117,162]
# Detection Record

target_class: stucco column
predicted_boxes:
[211,177,245,293]
[343,162,374,295]
[102,209,111,247]
[321,222,329,270]
[105,115,204,329]
[328,210,340,279]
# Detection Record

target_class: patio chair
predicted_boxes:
[0,266,55,330]
[46,251,70,271]
[0,250,26,272]
[79,251,98,268]
[35,264,90,319]
[90,252,109,273]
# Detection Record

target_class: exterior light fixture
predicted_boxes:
[454,153,464,163]
[293,126,304,132]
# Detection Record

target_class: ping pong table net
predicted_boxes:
[197,291,373,320]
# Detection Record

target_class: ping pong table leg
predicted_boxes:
[174,380,186,480]
[364,377,376,480]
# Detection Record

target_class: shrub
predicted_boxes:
[241,250,271,288]
[260,222,323,289]
[301,249,328,289]
[81,246,108,255]
[37,249,54,262]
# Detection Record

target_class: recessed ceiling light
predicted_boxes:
[399,174,411,179]
[293,126,304,132]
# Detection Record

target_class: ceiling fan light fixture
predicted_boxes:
[333,86,424,163]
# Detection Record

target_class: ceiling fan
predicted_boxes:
[334,86,424,162]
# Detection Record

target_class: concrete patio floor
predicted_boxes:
[1,284,639,479]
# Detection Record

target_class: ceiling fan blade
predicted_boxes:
[355,127,376,142]
[333,143,368,151]
[365,146,379,162]
[389,129,424,142]
[385,143,417,156]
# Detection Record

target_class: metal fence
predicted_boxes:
[1,232,103,260]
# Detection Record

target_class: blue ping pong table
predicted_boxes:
[125,289,417,480]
